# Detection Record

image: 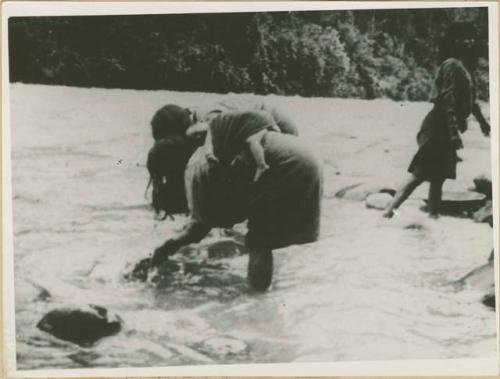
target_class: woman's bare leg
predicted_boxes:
[383,174,424,218]
[247,248,273,291]
[428,178,445,218]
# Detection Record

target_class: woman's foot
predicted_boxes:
[383,209,394,218]
[247,249,273,291]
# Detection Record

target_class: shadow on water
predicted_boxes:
[124,252,248,309]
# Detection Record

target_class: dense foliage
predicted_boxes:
[8,8,489,100]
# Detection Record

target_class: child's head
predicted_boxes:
[150,104,194,141]
[439,21,479,67]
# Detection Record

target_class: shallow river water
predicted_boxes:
[8,84,497,369]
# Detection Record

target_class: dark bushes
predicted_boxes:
[8,8,489,101]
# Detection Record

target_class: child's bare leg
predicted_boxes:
[428,178,445,218]
[247,130,269,182]
[204,126,218,164]
[383,174,424,218]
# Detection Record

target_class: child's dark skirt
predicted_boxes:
[408,108,458,181]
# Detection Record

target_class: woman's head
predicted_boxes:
[146,136,194,218]
[151,104,195,141]
[439,21,479,67]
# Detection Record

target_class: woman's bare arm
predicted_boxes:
[151,220,211,266]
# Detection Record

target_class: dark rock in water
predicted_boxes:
[473,200,493,225]
[37,304,122,346]
[36,287,51,301]
[482,293,496,310]
[365,192,393,210]
[473,175,492,199]
[404,222,426,231]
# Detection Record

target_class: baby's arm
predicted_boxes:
[246,130,269,181]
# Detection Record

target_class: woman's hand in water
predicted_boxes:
[151,239,180,267]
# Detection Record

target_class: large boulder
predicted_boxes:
[366,192,394,210]
[335,182,396,201]
[37,304,122,346]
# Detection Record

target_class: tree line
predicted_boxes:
[8,7,489,101]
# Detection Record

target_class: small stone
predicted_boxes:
[366,192,394,210]
[482,293,496,310]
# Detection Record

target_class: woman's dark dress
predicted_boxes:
[185,110,323,251]
[408,58,475,180]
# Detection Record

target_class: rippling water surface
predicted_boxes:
[9,84,496,369]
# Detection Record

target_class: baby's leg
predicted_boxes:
[247,130,270,182]
[204,126,218,164]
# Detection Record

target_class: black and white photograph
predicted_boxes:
[2,1,499,376]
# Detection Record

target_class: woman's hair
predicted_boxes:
[151,104,192,141]
[438,21,478,63]
[146,136,194,219]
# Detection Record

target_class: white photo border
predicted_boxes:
[2,1,499,377]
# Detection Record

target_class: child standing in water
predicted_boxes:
[383,22,490,219]
[186,109,280,182]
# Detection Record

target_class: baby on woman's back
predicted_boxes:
[185,109,280,182]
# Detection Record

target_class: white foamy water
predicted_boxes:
[8,84,496,369]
